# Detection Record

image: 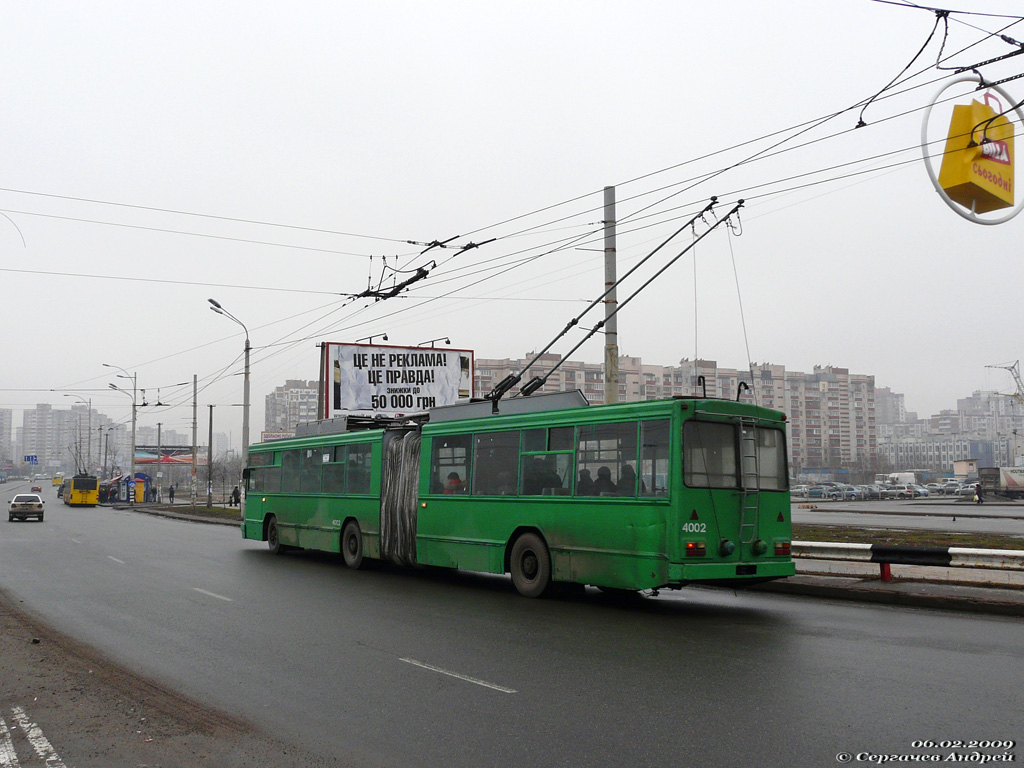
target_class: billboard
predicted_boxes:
[321,342,473,419]
[134,446,204,465]
[260,431,295,442]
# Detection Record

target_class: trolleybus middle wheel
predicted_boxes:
[267,516,284,556]
[510,533,551,598]
[342,521,364,570]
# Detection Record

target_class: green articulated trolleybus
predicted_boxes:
[242,391,794,597]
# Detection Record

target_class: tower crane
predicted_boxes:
[986,360,1024,407]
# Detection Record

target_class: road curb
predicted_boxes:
[112,504,241,527]
[752,576,1024,617]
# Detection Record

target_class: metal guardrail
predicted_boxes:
[793,541,1024,582]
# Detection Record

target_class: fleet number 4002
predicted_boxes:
[681,523,707,533]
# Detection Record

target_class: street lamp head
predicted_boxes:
[382,333,389,341]
[208,298,223,309]
[209,305,225,316]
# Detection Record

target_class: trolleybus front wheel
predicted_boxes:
[510,533,551,598]
[342,521,364,569]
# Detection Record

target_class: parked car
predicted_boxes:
[826,485,862,500]
[791,485,809,498]
[925,483,944,496]
[858,485,881,500]
[910,484,930,498]
[888,484,916,499]
[942,482,961,495]
[9,493,44,522]
[808,485,829,499]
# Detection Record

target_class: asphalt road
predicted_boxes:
[2,484,1023,767]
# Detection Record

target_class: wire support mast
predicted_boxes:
[484,197,720,406]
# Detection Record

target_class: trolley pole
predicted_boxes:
[603,185,619,404]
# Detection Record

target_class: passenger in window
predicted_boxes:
[593,466,616,496]
[539,458,562,493]
[443,472,465,494]
[576,468,594,496]
[617,464,637,496]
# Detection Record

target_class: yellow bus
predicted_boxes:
[62,475,99,507]
[51,473,64,487]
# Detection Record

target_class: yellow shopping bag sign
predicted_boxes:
[937,95,1014,214]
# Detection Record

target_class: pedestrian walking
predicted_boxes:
[231,485,241,506]
[975,482,984,504]
[168,484,175,504]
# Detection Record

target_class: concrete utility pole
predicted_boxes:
[156,422,162,503]
[191,375,198,511]
[207,405,214,507]
[603,185,619,404]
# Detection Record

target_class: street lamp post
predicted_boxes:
[418,337,450,348]
[104,363,137,501]
[356,333,388,344]
[208,299,250,476]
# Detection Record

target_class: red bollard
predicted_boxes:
[879,562,893,582]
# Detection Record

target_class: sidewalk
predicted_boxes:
[116,503,1024,617]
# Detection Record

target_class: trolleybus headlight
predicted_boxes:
[718,539,735,557]
[685,541,706,557]
[774,541,791,556]
[752,539,769,556]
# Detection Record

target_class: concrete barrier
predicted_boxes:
[794,541,1024,582]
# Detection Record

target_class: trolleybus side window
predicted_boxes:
[280,450,301,493]
[347,443,372,494]
[520,428,572,496]
[248,452,280,493]
[322,447,346,495]
[576,422,639,497]
[299,448,323,494]
[431,435,471,494]
[322,444,373,495]
[683,421,738,489]
[639,419,670,497]
[472,431,520,495]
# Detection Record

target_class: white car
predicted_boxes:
[9,493,44,522]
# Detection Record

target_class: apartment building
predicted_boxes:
[475,354,877,473]
[265,380,320,432]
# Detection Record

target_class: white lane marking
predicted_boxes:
[70,539,81,544]
[399,658,517,694]
[107,556,125,565]
[193,588,233,602]
[0,714,20,768]
[10,706,66,767]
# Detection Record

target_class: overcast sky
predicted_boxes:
[3,1,1024,446]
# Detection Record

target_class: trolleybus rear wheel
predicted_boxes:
[510,533,551,598]
[342,521,364,569]
[267,516,284,556]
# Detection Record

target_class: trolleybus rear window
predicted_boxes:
[683,421,787,490]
